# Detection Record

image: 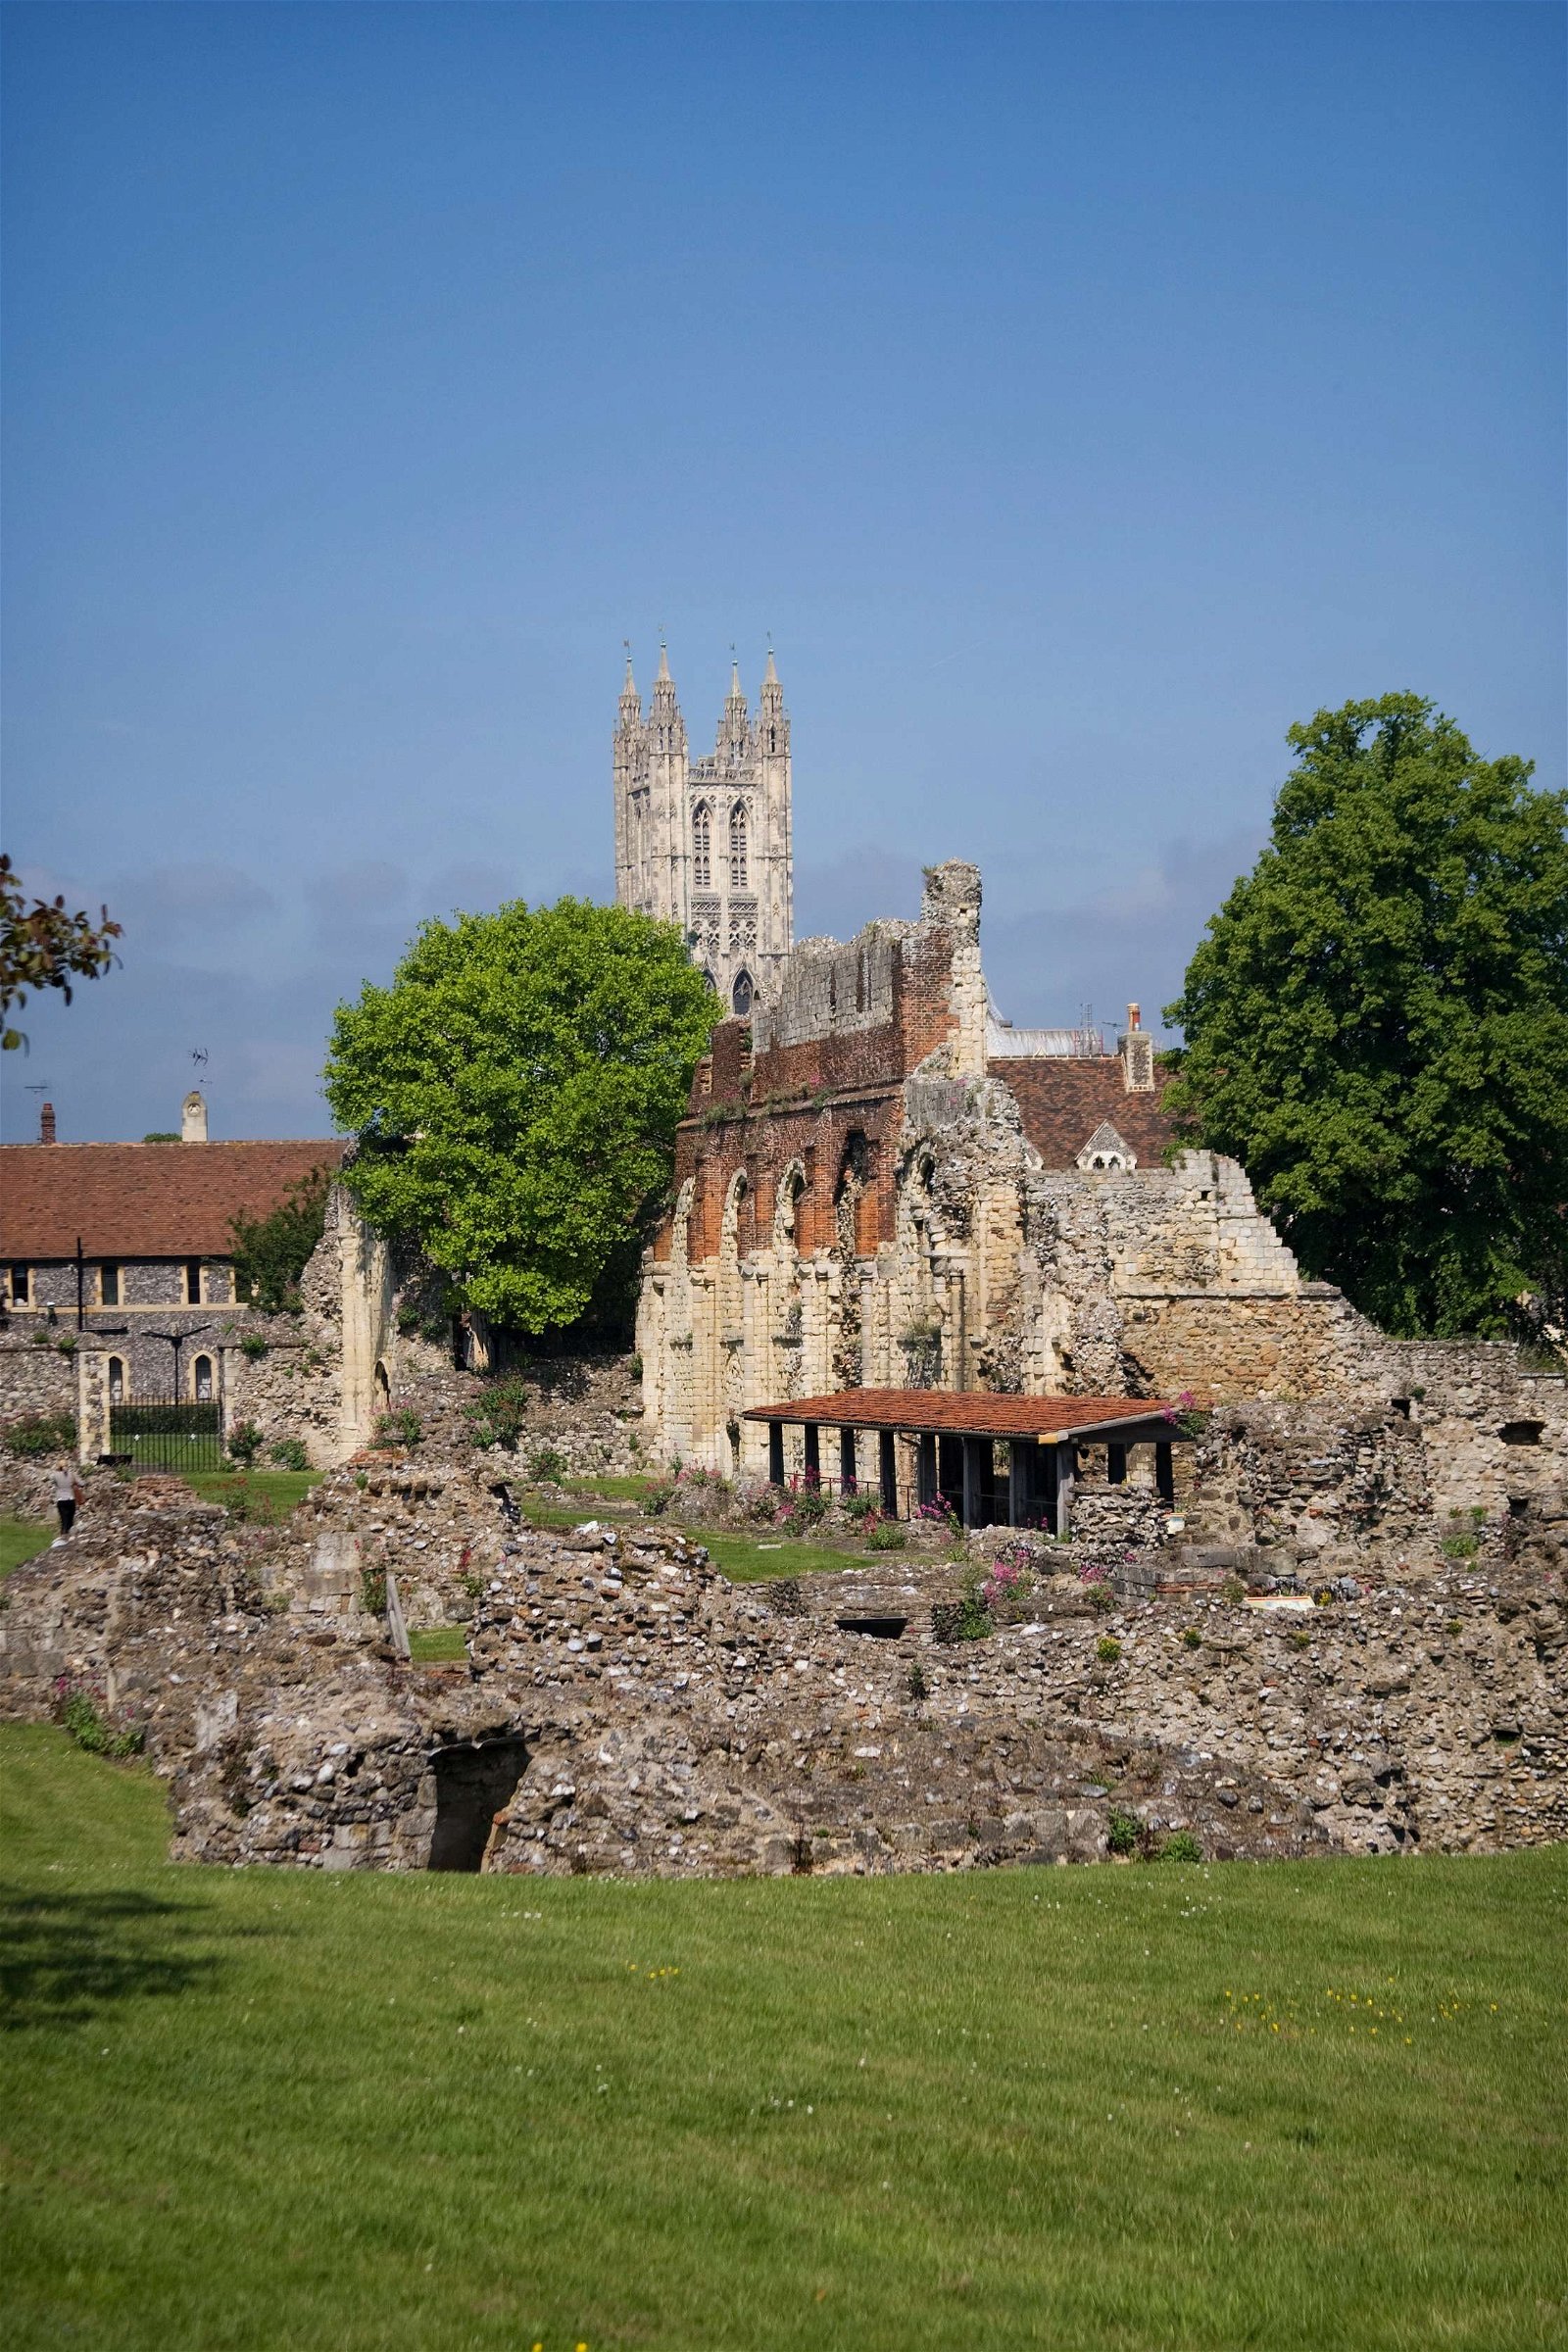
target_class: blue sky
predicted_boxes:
[4,1,1563,1142]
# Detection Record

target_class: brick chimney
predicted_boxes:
[1118,1004,1155,1093]
[39,1101,56,1144]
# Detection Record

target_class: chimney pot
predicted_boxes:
[40,1102,56,1145]
[1127,1003,1141,1030]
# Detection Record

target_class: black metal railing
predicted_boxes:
[109,1398,224,1472]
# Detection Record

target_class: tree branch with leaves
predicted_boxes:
[1,856,122,1052]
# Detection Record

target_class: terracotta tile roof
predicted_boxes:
[991,1056,1179,1169]
[0,1140,349,1260]
[745,1389,1185,1439]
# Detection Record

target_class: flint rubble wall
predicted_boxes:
[1,1455,1560,1878]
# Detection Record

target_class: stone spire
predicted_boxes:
[718,656,749,759]
[618,645,641,725]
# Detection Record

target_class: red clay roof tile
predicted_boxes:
[744,1389,1182,1439]
[0,1140,349,1260]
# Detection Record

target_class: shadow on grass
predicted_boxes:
[0,1886,221,2030]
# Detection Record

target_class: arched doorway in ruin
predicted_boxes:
[427,1738,530,1872]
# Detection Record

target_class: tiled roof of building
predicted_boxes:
[745,1389,1183,1440]
[0,1140,349,1260]
[991,1056,1179,1169]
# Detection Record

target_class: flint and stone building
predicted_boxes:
[0,1094,370,1446]
[613,646,793,1015]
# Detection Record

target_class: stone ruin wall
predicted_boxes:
[0,1333,78,1427]
[638,861,1568,1568]
[2,1463,1562,1877]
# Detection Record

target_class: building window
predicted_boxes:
[100,1263,121,1307]
[7,1265,26,1305]
[692,802,711,888]
[192,1354,214,1401]
[729,801,748,889]
[732,970,754,1017]
[1107,1444,1127,1486]
[185,1259,202,1305]
[108,1356,125,1404]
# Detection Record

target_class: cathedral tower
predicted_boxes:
[613,644,794,1015]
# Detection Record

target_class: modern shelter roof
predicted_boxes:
[0,1141,349,1260]
[744,1390,1185,1441]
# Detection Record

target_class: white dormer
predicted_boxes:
[1076,1120,1136,1173]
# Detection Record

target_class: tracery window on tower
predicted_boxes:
[692,802,711,888]
[729,802,749,889]
[732,971,753,1017]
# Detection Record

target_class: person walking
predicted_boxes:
[52,1461,84,1542]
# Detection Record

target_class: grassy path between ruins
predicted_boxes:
[1,1519,54,1578]
[2,1728,1564,2352]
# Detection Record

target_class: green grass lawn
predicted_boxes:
[407,1625,467,1663]
[2,1727,1563,2351]
[564,1473,660,1502]
[179,1468,322,1512]
[685,1525,921,1583]
[0,1518,54,1578]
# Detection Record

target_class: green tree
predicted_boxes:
[1,856,122,1052]
[323,898,716,1335]
[230,1167,332,1311]
[1164,694,1568,1339]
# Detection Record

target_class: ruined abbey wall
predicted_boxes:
[638,862,1567,1556]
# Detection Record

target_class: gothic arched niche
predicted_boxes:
[774,1158,808,1250]
[692,801,712,888]
[732,970,754,1017]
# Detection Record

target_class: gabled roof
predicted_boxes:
[744,1389,1186,1441]
[1076,1120,1135,1169]
[991,1055,1177,1169]
[0,1140,349,1259]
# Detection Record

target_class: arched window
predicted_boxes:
[732,970,753,1017]
[692,802,711,887]
[192,1354,214,1401]
[729,802,748,889]
[107,1356,125,1405]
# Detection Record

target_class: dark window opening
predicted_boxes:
[9,1265,28,1304]
[1155,1442,1175,1504]
[732,970,753,1017]
[185,1259,202,1304]
[428,1739,529,1873]
[836,1616,907,1640]
[1106,1444,1127,1486]
[1500,1421,1544,1447]
[108,1356,125,1404]
[193,1354,214,1401]
[100,1263,121,1307]
[1391,1397,1410,1419]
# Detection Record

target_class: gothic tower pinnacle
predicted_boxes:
[612,643,793,1016]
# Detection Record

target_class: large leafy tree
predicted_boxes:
[323,898,716,1334]
[1164,694,1568,1339]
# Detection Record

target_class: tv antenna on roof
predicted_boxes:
[190,1048,208,1070]
[24,1081,50,1095]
